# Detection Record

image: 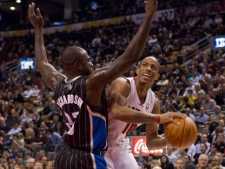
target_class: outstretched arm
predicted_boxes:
[87,0,158,107]
[107,78,185,124]
[28,3,66,92]
[91,0,158,84]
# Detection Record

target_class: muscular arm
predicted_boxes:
[86,0,158,107]
[107,78,158,123]
[145,99,167,150]
[29,3,66,92]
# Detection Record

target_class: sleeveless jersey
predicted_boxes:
[54,76,108,154]
[107,77,155,146]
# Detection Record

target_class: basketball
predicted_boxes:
[164,117,198,149]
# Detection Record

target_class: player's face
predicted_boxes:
[82,54,94,75]
[136,57,160,85]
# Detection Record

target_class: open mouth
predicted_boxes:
[143,73,152,79]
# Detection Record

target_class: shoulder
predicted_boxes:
[112,77,132,95]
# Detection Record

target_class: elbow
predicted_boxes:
[146,142,159,150]
[146,141,156,150]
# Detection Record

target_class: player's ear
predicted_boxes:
[156,73,160,80]
[75,61,82,70]
[136,67,139,75]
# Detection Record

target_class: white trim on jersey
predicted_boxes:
[64,76,81,83]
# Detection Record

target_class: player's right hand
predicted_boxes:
[28,2,44,28]
[158,112,186,125]
[144,0,158,17]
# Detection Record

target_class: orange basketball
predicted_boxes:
[164,117,198,149]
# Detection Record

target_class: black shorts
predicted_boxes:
[54,141,107,169]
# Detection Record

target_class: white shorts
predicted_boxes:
[104,139,139,169]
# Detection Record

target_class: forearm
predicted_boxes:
[34,27,48,65]
[146,135,167,150]
[111,106,157,123]
[123,16,154,63]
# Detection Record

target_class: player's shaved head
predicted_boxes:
[61,46,86,68]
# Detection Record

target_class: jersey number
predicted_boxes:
[122,123,137,135]
[65,112,79,135]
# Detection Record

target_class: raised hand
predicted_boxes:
[158,112,186,125]
[28,2,44,28]
[145,0,158,17]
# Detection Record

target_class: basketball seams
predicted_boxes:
[179,118,185,148]
[188,118,198,145]
[169,118,180,147]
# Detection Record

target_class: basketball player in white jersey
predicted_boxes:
[105,56,185,169]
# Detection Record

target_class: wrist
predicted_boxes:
[144,15,153,23]
[156,114,161,123]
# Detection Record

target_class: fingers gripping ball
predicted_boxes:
[164,117,198,149]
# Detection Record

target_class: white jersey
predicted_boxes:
[107,77,155,147]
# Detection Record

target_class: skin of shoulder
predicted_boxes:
[106,77,131,100]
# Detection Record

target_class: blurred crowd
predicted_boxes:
[0,0,225,169]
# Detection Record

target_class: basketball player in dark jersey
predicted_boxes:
[28,1,158,168]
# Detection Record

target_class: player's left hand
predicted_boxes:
[157,112,186,125]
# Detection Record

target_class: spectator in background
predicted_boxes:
[215,151,225,168]
[195,106,209,125]
[32,110,43,128]
[40,156,48,168]
[7,121,22,136]
[166,146,177,165]
[172,39,182,51]
[196,154,208,168]
[44,128,62,151]
[26,157,35,169]
[185,163,197,169]
[35,150,46,161]
[194,91,205,111]
[0,117,9,134]
[206,105,224,133]
[175,157,185,169]
[211,88,224,106]
[184,107,196,121]
[209,156,220,169]
[156,74,169,87]
[208,143,218,158]
[11,133,24,154]
[211,119,225,138]
[188,68,199,84]
[150,159,161,169]
[34,161,44,169]
[13,89,24,104]
[48,115,59,132]
[213,132,225,154]
[46,161,54,169]
[195,134,211,154]
[178,96,191,112]
[33,128,48,146]
[201,94,217,112]
[183,79,194,97]
[193,83,205,98]
[160,155,174,169]
[187,89,196,108]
